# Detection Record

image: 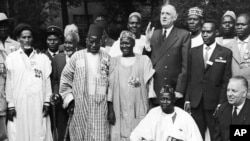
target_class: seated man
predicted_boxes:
[214,76,250,141]
[130,85,202,141]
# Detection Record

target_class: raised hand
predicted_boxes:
[145,22,155,41]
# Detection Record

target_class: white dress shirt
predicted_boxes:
[233,100,246,115]
[237,36,250,58]
[203,42,216,61]
[162,25,174,39]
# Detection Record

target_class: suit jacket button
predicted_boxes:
[165,66,168,69]
[164,77,167,80]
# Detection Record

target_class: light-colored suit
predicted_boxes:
[225,38,250,97]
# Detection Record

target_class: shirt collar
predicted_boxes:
[48,49,59,57]
[203,41,216,50]
[237,36,250,44]
[162,25,174,35]
[18,47,36,57]
[234,100,246,112]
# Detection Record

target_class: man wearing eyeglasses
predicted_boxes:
[58,24,110,141]
[130,85,202,141]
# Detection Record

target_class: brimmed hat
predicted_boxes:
[47,25,63,39]
[188,7,203,17]
[87,24,103,41]
[0,13,13,23]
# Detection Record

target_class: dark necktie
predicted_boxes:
[232,106,238,124]
[163,29,167,41]
[53,53,56,57]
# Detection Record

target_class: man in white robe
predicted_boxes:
[130,85,202,141]
[109,12,150,57]
[6,23,52,141]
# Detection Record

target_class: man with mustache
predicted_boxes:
[214,76,250,141]
[216,11,236,46]
[224,13,250,98]
[130,85,202,141]
[145,4,191,108]
[187,7,204,48]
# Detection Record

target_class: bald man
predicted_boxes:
[214,76,250,141]
[145,4,191,108]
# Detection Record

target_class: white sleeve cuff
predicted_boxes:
[63,94,74,109]
[8,102,15,108]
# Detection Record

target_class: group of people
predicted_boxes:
[1,2,250,141]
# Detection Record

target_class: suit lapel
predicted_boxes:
[237,100,250,124]
[197,45,205,70]
[45,50,53,61]
[152,27,178,65]
[224,104,233,126]
[205,44,220,71]
[230,40,241,64]
[154,29,164,52]
[61,53,66,67]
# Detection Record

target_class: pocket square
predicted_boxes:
[215,59,226,63]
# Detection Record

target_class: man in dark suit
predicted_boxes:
[45,25,63,61]
[184,20,232,140]
[214,76,250,141]
[145,4,191,108]
[51,32,79,141]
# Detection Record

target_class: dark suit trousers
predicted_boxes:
[56,105,70,141]
[191,99,216,141]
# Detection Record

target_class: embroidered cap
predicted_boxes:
[129,12,142,19]
[120,30,136,40]
[188,7,203,17]
[222,10,236,20]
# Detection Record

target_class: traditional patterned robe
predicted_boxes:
[108,55,155,141]
[59,49,110,141]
